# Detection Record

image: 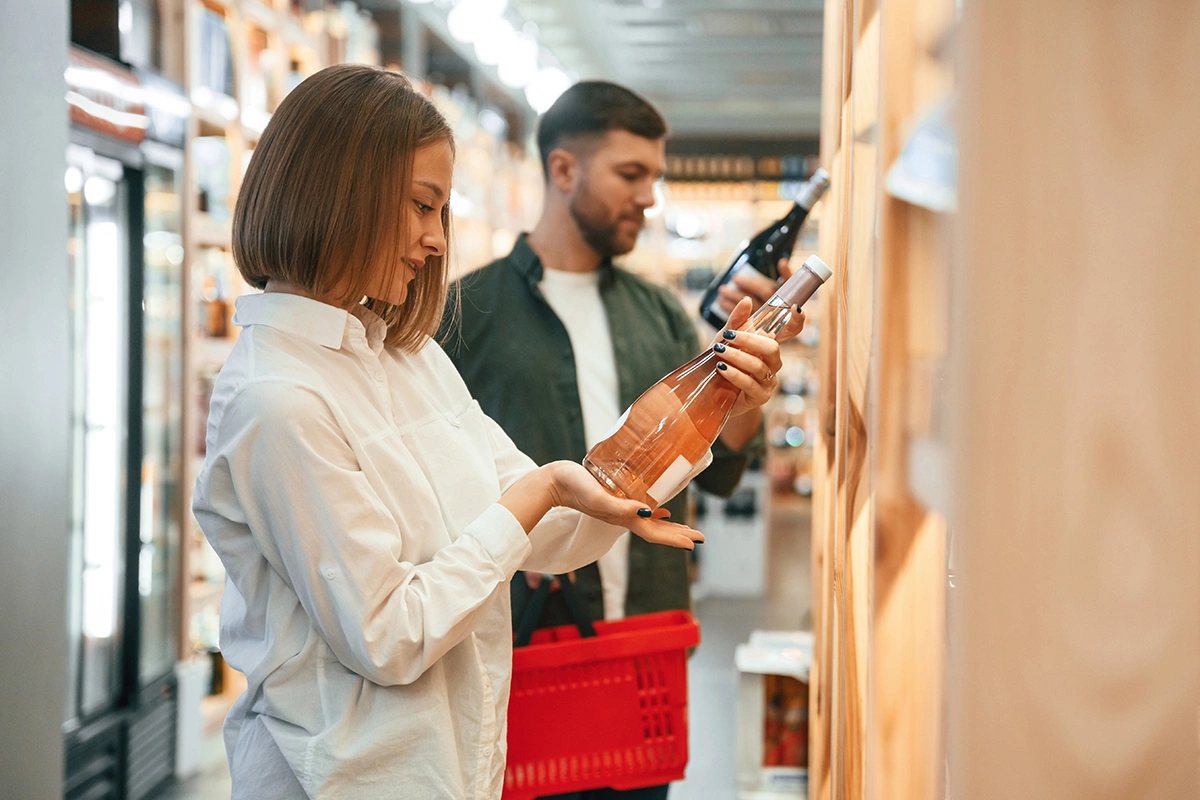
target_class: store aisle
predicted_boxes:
[672,495,812,800]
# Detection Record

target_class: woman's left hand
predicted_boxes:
[714,297,806,417]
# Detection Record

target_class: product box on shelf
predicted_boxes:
[735,630,813,799]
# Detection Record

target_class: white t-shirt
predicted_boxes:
[538,266,631,621]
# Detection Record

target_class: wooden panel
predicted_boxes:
[868,0,955,797]
[813,0,957,798]
[819,0,847,164]
[951,2,1200,798]
[810,141,846,800]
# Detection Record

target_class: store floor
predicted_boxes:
[158,497,812,800]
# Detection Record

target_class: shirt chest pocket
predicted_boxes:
[401,402,502,535]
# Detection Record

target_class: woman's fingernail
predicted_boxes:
[637,508,653,518]
[717,362,728,371]
[723,330,737,340]
[713,342,727,353]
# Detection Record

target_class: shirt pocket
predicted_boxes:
[401,401,502,536]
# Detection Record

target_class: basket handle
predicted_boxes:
[513,573,597,648]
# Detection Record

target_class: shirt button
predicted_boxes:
[484,746,492,757]
[324,569,335,580]
[374,371,384,382]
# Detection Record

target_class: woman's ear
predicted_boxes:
[546,148,578,194]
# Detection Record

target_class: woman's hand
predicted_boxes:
[713,296,806,418]
[547,462,704,550]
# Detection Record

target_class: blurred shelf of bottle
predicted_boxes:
[179,0,386,673]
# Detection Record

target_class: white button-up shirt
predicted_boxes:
[193,293,624,799]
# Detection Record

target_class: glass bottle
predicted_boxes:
[699,168,830,329]
[586,255,833,507]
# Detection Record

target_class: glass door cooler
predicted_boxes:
[62,45,189,800]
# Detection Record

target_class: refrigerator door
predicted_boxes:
[137,144,184,684]
[66,144,132,721]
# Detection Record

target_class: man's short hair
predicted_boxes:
[536,81,667,177]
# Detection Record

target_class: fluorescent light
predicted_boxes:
[498,32,538,88]
[474,17,515,65]
[65,166,83,194]
[447,0,507,44]
[525,67,571,114]
[67,91,149,131]
[84,175,117,206]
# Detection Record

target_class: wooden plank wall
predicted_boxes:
[813,1,1200,798]
[949,2,1200,798]
[811,0,954,798]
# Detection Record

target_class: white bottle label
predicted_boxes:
[646,455,701,505]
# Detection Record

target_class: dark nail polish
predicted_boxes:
[637,508,653,518]
[717,362,728,371]
[723,330,737,340]
[713,342,727,353]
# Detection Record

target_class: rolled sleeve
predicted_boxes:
[463,503,533,576]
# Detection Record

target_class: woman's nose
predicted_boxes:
[423,221,447,257]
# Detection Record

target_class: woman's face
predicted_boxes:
[370,138,453,305]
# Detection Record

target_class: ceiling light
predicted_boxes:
[525,66,571,114]
[497,33,538,88]
[474,17,515,65]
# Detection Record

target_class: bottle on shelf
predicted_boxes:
[698,168,831,329]
[585,255,834,508]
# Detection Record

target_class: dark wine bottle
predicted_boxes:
[698,168,830,328]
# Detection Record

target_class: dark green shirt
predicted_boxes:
[439,234,759,628]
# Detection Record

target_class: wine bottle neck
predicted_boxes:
[742,265,827,333]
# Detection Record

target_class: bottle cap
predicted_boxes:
[803,254,833,282]
[796,168,831,209]
[768,254,834,308]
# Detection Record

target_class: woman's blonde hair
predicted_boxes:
[233,64,454,351]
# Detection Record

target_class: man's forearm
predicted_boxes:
[719,406,763,452]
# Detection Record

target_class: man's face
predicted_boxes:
[567,130,666,259]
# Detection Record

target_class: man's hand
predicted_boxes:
[714,257,793,317]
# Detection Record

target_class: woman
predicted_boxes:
[193,64,799,799]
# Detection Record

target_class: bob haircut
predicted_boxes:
[233,64,454,352]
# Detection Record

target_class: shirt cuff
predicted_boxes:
[463,503,532,578]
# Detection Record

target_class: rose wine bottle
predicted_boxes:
[699,168,830,329]
[586,254,833,507]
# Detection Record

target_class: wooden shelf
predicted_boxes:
[194,334,237,368]
[188,578,225,611]
[193,101,236,133]
[192,215,232,249]
[240,0,281,33]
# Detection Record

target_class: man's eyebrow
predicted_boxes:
[414,180,446,201]
[613,160,665,178]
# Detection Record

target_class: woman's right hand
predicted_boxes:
[545,461,704,551]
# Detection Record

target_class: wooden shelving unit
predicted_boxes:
[807,0,955,798]
[178,0,382,728]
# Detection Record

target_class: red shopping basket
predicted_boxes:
[503,574,700,799]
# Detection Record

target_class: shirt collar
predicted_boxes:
[508,233,616,290]
[233,293,387,353]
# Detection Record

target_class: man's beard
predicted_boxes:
[568,180,641,259]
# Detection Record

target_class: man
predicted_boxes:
[440,82,776,798]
